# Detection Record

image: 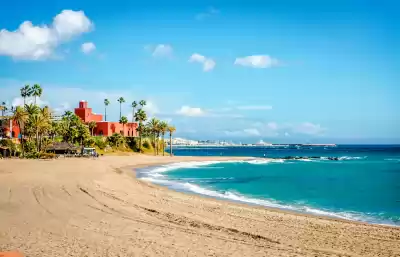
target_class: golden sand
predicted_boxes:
[0,156,399,256]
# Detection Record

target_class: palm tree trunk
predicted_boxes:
[169,134,172,157]
[105,106,107,121]
[162,134,165,156]
[19,123,25,157]
[132,108,135,123]
[153,133,156,155]
[36,130,39,152]
[119,104,121,120]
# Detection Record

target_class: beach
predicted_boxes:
[0,156,399,257]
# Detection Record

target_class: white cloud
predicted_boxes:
[12,96,48,107]
[81,42,96,54]
[151,44,173,58]
[284,132,290,137]
[196,7,219,20]
[189,53,216,71]
[293,122,326,135]
[234,55,279,68]
[267,122,278,130]
[143,101,159,115]
[237,105,273,110]
[53,102,71,115]
[224,128,260,137]
[0,10,93,60]
[176,106,205,116]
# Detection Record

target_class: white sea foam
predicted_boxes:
[385,158,400,161]
[138,159,399,227]
[142,176,398,226]
[337,156,367,160]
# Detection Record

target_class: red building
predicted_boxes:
[2,120,20,139]
[74,101,138,137]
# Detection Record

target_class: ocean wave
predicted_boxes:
[385,158,400,162]
[141,176,399,226]
[337,156,367,161]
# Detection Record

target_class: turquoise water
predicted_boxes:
[137,145,400,226]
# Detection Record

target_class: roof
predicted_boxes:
[0,146,9,150]
[46,142,78,151]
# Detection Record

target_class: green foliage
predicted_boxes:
[58,111,90,144]
[142,139,151,149]
[126,137,139,151]
[94,136,107,149]
[107,133,126,148]
[84,137,96,147]
[38,152,57,159]
[23,140,37,154]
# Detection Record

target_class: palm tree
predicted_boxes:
[134,108,147,153]
[147,118,160,155]
[119,116,128,136]
[24,103,40,116]
[139,100,146,107]
[104,99,110,121]
[20,85,32,105]
[31,84,43,105]
[12,106,28,156]
[88,121,97,136]
[0,102,7,116]
[117,97,125,120]
[168,125,176,157]
[159,121,168,156]
[131,101,137,123]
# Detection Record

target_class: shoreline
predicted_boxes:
[128,160,398,228]
[1,155,399,256]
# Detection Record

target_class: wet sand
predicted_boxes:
[0,155,399,257]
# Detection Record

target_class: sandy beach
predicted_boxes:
[0,155,399,257]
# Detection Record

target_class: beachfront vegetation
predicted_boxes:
[0,85,176,158]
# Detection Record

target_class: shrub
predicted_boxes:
[94,137,107,149]
[25,152,39,159]
[39,153,57,159]
[142,139,151,149]
[107,133,126,148]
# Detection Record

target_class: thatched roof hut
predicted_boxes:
[46,142,78,154]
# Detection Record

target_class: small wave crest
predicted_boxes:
[141,176,398,226]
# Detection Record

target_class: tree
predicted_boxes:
[0,102,7,116]
[12,106,28,156]
[147,118,160,155]
[31,84,43,105]
[134,108,147,153]
[168,125,176,157]
[159,121,168,156]
[24,103,40,116]
[88,121,97,136]
[139,100,146,107]
[131,101,137,122]
[117,97,125,120]
[104,99,110,121]
[20,85,32,105]
[119,116,128,136]
[29,114,45,152]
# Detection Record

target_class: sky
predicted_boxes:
[0,0,399,144]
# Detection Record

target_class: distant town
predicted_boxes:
[169,138,336,147]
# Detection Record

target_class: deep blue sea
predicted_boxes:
[137,145,400,226]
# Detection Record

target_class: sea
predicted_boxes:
[136,145,400,226]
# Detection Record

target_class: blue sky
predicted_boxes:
[0,0,399,143]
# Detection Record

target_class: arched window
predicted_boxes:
[11,131,16,138]
[99,130,103,136]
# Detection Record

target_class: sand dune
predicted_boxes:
[0,155,399,257]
